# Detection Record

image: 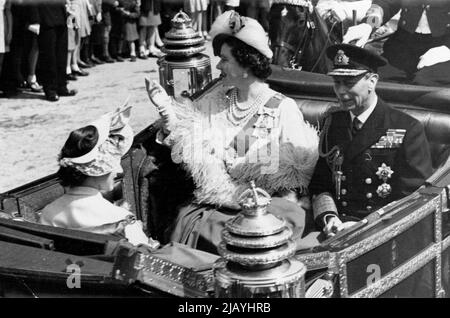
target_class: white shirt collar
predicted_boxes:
[350,95,378,126]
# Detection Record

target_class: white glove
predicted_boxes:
[343,23,372,47]
[28,24,40,35]
[417,46,450,70]
[323,216,357,238]
[323,215,343,238]
[145,78,177,132]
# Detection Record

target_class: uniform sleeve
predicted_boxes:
[396,120,433,197]
[308,116,339,225]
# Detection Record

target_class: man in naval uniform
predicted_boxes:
[309,44,433,238]
[343,0,450,86]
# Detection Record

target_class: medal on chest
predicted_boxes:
[376,163,394,198]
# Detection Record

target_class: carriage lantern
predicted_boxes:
[158,11,212,98]
[214,182,307,298]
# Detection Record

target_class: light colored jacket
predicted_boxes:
[40,186,149,246]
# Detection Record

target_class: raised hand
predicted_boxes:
[145,78,177,131]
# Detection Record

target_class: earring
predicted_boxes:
[243,72,248,79]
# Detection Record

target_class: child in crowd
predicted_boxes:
[118,0,140,62]
[139,0,163,59]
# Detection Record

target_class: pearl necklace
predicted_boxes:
[227,87,266,126]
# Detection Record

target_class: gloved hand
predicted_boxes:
[324,215,357,238]
[145,78,178,132]
[417,45,450,70]
[323,215,343,238]
[343,23,372,47]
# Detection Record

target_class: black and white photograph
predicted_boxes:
[1,0,450,302]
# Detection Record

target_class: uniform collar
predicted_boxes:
[350,95,378,126]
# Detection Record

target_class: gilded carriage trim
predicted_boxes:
[435,196,443,243]
[338,196,439,263]
[435,195,444,297]
[132,254,214,298]
[350,244,439,298]
[121,154,138,215]
[338,254,349,297]
[294,251,331,270]
[435,246,444,297]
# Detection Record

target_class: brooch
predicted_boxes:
[376,163,393,198]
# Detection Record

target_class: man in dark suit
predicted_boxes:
[309,44,433,237]
[343,0,450,86]
[29,0,77,101]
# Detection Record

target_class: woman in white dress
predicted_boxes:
[146,11,319,253]
[40,106,159,249]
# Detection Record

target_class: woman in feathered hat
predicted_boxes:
[40,105,159,249]
[146,11,319,253]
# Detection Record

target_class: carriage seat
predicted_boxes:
[296,98,450,172]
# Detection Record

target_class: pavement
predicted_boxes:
[0,41,220,192]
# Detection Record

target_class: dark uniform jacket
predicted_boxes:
[368,0,450,40]
[309,98,433,224]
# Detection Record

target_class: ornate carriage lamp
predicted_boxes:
[158,11,212,98]
[214,181,307,298]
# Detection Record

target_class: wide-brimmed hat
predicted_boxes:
[210,10,273,59]
[326,44,387,77]
[59,104,134,177]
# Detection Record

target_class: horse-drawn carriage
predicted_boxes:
[1,64,450,298]
[2,0,450,298]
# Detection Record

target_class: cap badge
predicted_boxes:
[229,11,245,34]
[334,50,350,66]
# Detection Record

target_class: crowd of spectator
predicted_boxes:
[0,0,272,101]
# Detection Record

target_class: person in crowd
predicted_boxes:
[145,11,319,253]
[343,0,450,86]
[0,0,12,92]
[66,0,81,81]
[184,0,210,40]
[0,0,27,97]
[30,0,77,101]
[77,0,93,69]
[309,44,433,238]
[99,0,118,62]
[118,0,140,62]
[108,0,125,61]
[40,106,159,249]
[24,16,43,92]
[88,0,106,65]
[138,0,164,59]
